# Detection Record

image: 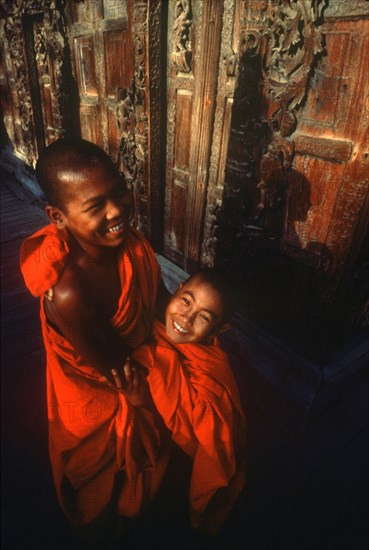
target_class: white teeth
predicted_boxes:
[173,320,188,334]
[108,222,124,233]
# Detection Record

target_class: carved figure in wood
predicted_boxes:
[171,0,192,72]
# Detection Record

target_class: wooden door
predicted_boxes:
[214,0,369,349]
[0,0,74,165]
[289,8,369,319]
[65,0,164,244]
[66,0,134,154]
[163,0,237,272]
[1,0,164,246]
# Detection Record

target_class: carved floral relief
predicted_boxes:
[0,0,70,165]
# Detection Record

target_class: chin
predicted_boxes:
[166,325,183,344]
[105,234,127,247]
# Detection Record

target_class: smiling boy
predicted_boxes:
[20,138,170,541]
[131,268,246,535]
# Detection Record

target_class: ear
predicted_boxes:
[45,205,67,230]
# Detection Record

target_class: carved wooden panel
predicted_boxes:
[65,0,164,243]
[164,0,195,267]
[164,0,227,271]
[0,0,72,165]
[1,1,163,245]
[104,30,130,96]
[214,0,369,348]
[74,35,98,96]
[174,90,193,170]
[201,0,243,266]
[287,16,369,308]
[66,0,132,152]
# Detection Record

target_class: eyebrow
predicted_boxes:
[182,290,216,320]
[81,196,103,207]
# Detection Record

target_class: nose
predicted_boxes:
[181,309,195,326]
[106,198,123,220]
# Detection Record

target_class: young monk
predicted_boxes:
[125,268,246,536]
[19,138,170,542]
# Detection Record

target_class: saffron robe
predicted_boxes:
[20,224,170,527]
[133,321,246,534]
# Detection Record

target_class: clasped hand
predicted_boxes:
[109,358,151,407]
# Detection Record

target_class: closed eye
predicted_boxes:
[83,201,104,213]
[199,313,210,323]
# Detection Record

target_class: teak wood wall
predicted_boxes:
[1,0,368,353]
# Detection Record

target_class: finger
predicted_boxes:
[123,358,132,382]
[131,366,140,387]
[100,375,114,389]
[111,369,123,390]
[136,367,147,382]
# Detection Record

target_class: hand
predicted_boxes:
[111,358,152,408]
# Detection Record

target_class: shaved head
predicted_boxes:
[36,138,117,209]
[184,268,239,325]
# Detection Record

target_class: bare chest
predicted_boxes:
[84,261,122,318]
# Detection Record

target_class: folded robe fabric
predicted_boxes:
[20,224,170,526]
[132,321,246,534]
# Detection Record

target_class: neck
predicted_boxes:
[69,236,118,265]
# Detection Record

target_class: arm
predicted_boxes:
[44,269,128,386]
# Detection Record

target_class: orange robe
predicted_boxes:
[20,224,170,527]
[133,321,246,534]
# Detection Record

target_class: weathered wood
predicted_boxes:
[66,0,133,153]
[294,134,353,162]
[164,0,195,266]
[0,0,163,245]
[164,0,234,272]
[212,1,369,353]
[0,0,75,164]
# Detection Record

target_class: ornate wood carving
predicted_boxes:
[164,0,224,271]
[184,0,224,272]
[201,0,242,266]
[163,0,195,265]
[289,15,369,320]
[323,0,369,18]
[215,1,325,264]
[213,1,369,350]
[117,84,137,181]
[1,13,36,164]
[66,0,158,242]
[0,0,72,165]
[215,18,267,272]
[147,0,164,249]
[118,1,149,237]
[294,134,353,163]
[170,0,192,73]
[255,0,325,221]
[116,1,163,244]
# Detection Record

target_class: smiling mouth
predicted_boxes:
[107,222,125,234]
[173,320,189,335]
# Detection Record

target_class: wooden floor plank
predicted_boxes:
[258,428,369,550]
[1,297,40,326]
[1,287,39,311]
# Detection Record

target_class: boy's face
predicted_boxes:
[165,275,224,344]
[47,163,133,251]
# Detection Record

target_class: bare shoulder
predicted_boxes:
[47,262,94,323]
